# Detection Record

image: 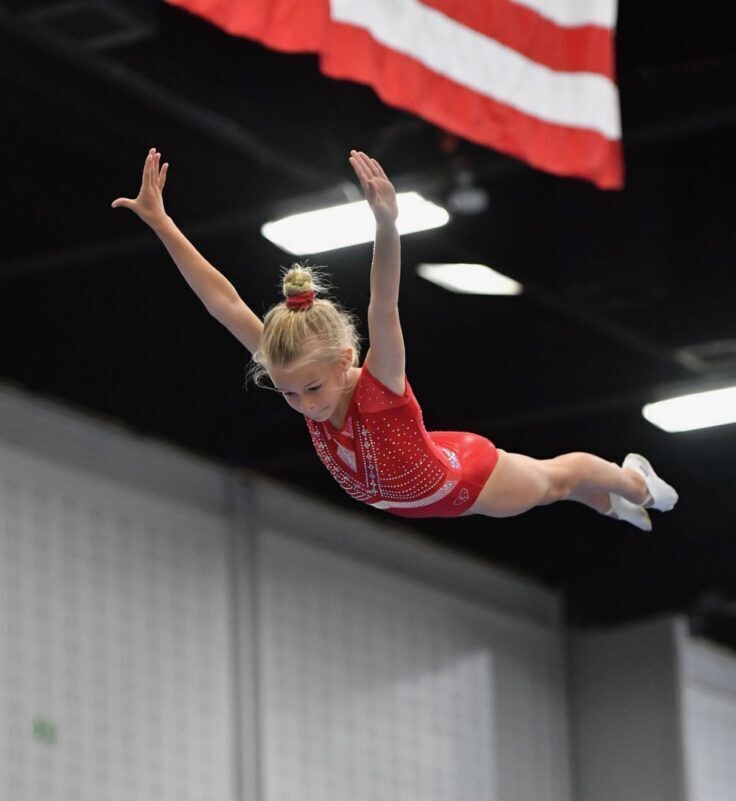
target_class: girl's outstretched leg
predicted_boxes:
[466,449,650,519]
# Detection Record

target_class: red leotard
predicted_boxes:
[305,367,499,518]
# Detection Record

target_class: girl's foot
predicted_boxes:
[608,493,652,531]
[623,454,679,512]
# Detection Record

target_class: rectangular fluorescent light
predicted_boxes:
[417,263,523,295]
[643,385,736,432]
[261,192,449,255]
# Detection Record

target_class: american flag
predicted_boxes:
[167,0,623,188]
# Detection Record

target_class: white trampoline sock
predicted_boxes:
[623,454,678,512]
[608,493,652,532]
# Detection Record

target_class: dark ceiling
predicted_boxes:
[2,0,735,647]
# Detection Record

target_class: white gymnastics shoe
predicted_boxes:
[608,493,652,531]
[623,453,679,512]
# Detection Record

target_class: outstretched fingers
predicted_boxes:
[149,149,169,190]
[351,150,385,179]
[350,149,392,200]
[349,148,398,225]
[143,148,155,188]
[370,157,388,181]
[112,147,168,211]
[158,161,169,190]
[349,150,372,190]
[144,148,167,187]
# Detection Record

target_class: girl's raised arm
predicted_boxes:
[112,148,264,355]
[349,150,406,395]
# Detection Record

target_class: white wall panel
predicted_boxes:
[684,687,736,801]
[0,440,235,801]
[569,618,688,801]
[682,638,736,801]
[257,529,570,801]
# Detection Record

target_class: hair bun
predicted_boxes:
[282,265,314,298]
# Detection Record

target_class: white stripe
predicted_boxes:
[513,0,618,29]
[329,0,621,139]
[369,478,458,510]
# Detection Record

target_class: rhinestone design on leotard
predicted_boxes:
[308,426,374,502]
[336,441,357,472]
[440,446,461,470]
[305,368,462,511]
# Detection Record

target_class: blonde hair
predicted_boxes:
[247,263,361,388]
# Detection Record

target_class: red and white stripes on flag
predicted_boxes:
[166,0,623,188]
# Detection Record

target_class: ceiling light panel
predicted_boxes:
[643,385,736,432]
[262,192,449,254]
[417,263,523,295]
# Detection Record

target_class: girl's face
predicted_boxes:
[268,349,354,423]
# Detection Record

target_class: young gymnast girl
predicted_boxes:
[113,148,678,530]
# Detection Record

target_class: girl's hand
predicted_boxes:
[112,148,170,229]
[349,150,398,227]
